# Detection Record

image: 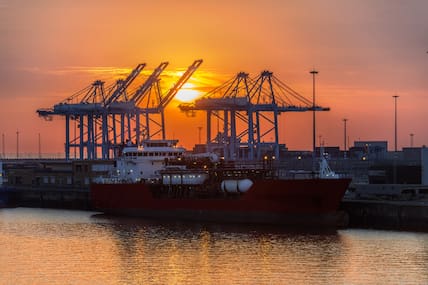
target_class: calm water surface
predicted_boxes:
[0,208,427,284]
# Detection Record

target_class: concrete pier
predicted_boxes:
[5,187,92,210]
[341,199,428,231]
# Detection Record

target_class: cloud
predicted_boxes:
[15,66,133,78]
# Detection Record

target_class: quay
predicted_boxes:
[342,199,428,231]
[0,158,111,210]
[3,187,91,210]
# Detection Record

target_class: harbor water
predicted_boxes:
[0,208,427,284]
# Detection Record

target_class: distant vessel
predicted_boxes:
[91,140,351,227]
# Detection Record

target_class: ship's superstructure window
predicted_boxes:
[123,149,183,158]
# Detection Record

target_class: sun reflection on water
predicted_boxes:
[0,209,427,284]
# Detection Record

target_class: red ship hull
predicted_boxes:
[91,178,351,226]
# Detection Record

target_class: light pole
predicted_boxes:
[392,95,399,184]
[310,69,318,172]
[38,133,41,159]
[198,126,202,144]
[2,133,4,158]
[343,118,348,158]
[410,133,414,147]
[393,95,399,152]
[16,130,19,159]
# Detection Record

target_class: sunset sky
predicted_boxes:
[1,0,428,155]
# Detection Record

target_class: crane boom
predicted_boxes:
[105,63,146,106]
[80,80,106,104]
[160,59,203,108]
[131,62,169,106]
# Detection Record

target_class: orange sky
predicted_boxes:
[1,0,428,155]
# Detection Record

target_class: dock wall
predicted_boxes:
[4,187,92,210]
[341,200,428,231]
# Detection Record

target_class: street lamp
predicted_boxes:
[1,133,4,158]
[343,118,348,151]
[198,126,202,144]
[16,130,19,159]
[343,118,348,159]
[393,95,399,152]
[38,133,41,159]
[310,69,318,172]
[392,95,399,184]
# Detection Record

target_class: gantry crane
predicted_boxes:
[102,62,169,151]
[37,63,146,159]
[36,60,202,160]
[179,70,329,161]
[104,63,146,106]
[37,79,109,159]
[139,59,203,140]
[102,60,202,155]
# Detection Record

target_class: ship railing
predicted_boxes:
[160,168,209,174]
[93,176,134,184]
[278,169,350,180]
[219,161,274,170]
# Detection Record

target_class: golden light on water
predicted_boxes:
[1,209,428,284]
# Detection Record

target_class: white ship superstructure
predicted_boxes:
[107,140,186,183]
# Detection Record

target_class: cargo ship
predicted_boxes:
[90,140,351,226]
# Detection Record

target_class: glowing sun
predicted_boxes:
[174,83,202,102]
